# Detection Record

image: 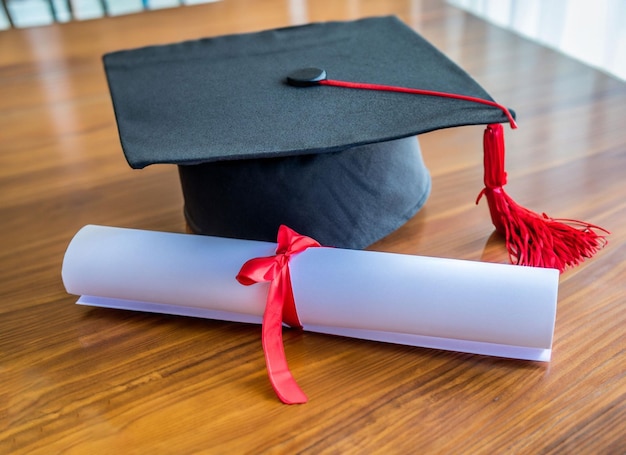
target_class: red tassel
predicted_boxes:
[476,124,609,272]
[305,76,608,271]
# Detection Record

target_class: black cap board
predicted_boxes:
[103,16,512,249]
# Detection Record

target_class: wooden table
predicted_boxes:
[1,0,624,452]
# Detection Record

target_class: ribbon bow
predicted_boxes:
[236,225,321,404]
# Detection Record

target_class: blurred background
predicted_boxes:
[0,0,217,26]
[1,0,625,81]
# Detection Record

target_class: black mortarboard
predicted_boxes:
[103,16,606,269]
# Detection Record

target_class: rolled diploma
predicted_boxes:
[62,225,559,361]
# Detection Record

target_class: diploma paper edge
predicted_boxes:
[303,324,551,362]
[76,295,550,362]
[77,295,263,325]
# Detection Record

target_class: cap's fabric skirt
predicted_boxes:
[180,136,430,249]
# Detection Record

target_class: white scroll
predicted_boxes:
[62,225,559,361]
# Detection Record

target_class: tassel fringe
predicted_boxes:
[477,187,608,272]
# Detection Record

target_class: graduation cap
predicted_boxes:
[103,16,606,272]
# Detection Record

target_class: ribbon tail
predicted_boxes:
[261,267,307,404]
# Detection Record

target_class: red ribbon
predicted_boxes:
[236,225,321,404]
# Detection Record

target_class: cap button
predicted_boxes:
[286,68,327,87]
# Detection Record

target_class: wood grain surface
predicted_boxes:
[1,0,624,453]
